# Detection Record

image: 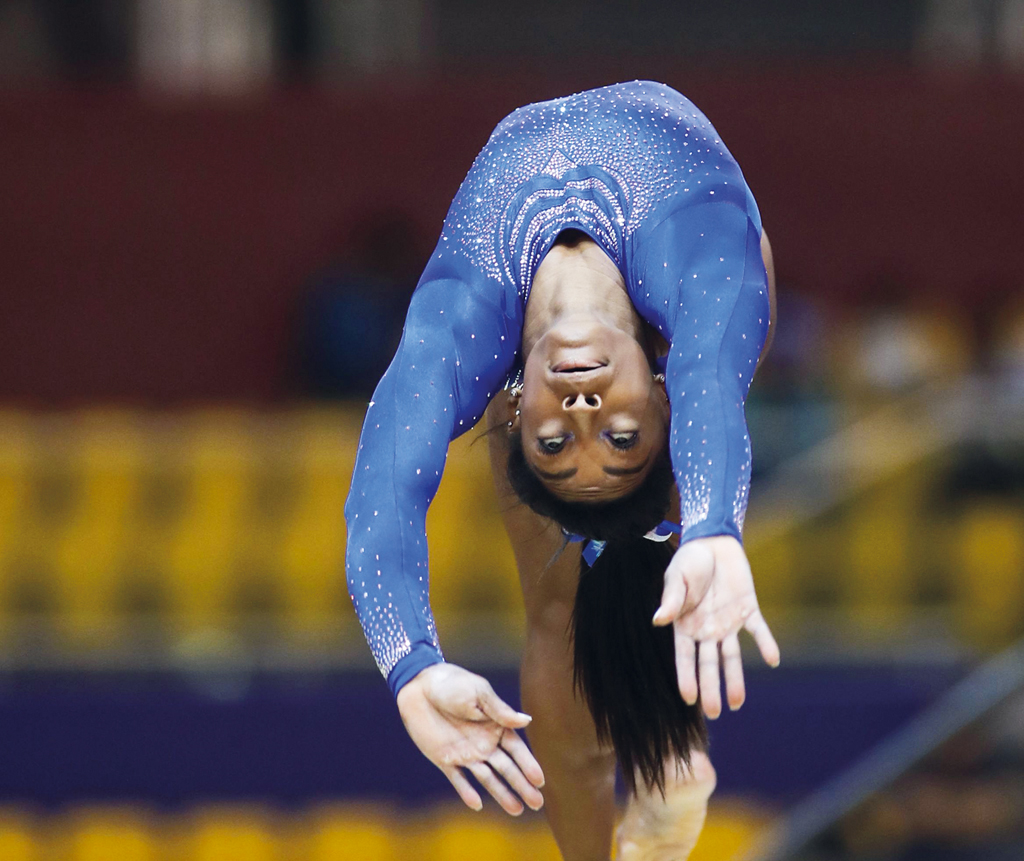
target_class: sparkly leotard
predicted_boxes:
[345,81,769,696]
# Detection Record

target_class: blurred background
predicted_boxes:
[0,1,1022,859]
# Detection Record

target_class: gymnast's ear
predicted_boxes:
[505,389,522,433]
[483,391,520,436]
[652,374,670,422]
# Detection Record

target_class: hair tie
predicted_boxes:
[563,520,681,566]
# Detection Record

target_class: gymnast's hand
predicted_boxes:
[652,535,780,719]
[396,662,546,815]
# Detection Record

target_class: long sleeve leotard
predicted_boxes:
[344,81,770,696]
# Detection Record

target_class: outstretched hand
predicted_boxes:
[653,535,780,719]
[396,663,545,815]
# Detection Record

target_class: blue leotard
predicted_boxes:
[345,81,769,696]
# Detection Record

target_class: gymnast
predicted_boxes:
[345,80,779,860]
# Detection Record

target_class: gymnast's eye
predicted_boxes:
[607,430,638,450]
[538,435,569,454]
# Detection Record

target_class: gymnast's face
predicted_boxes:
[517,320,669,501]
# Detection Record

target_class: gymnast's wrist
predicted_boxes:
[388,649,446,699]
[679,517,742,547]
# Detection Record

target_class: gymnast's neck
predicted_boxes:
[521,235,642,359]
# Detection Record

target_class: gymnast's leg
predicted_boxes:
[519,551,619,860]
[521,569,716,861]
[616,753,717,861]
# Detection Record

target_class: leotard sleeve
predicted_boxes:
[630,191,769,542]
[344,277,517,697]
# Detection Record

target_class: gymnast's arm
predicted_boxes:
[633,199,780,717]
[344,278,544,814]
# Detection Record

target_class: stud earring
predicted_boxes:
[509,385,523,398]
[653,373,665,384]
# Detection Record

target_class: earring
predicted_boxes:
[653,373,665,384]
[509,385,523,398]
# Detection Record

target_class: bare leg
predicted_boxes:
[616,752,717,861]
[521,595,618,861]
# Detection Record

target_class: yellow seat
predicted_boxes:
[0,809,39,861]
[0,413,36,639]
[423,810,519,861]
[304,806,398,861]
[60,807,158,861]
[689,802,770,861]
[164,412,255,634]
[52,411,145,648]
[277,410,360,645]
[842,478,918,628]
[184,807,281,861]
[514,818,563,861]
[426,429,523,633]
[744,520,797,611]
[956,502,1024,645]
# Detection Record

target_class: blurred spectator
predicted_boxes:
[840,271,969,396]
[918,0,1024,70]
[0,0,132,80]
[136,0,274,92]
[990,298,1024,397]
[270,0,314,81]
[312,0,432,75]
[995,0,1024,69]
[961,281,1024,392]
[292,213,422,399]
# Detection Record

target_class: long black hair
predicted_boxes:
[506,432,707,796]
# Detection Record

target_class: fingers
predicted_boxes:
[477,686,532,730]
[488,748,544,811]
[653,568,687,627]
[468,761,525,816]
[674,626,698,706]
[443,766,483,812]
[499,729,546,789]
[745,609,781,668]
[721,633,746,711]
[654,541,715,625]
[698,640,722,719]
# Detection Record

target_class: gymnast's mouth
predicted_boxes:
[551,360,607,373]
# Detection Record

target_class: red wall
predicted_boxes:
[1,68,1021,404]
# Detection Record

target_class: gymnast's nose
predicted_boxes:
[562,393,602,411]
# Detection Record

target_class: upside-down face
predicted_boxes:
[517,317,668,502]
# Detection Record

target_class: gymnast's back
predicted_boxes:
[425,80,760,310]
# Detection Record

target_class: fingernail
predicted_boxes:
[517,712,532,723]
[652,609,664,625]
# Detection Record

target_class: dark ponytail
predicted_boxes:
[506,433,707,796]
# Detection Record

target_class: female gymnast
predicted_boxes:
[345,80,778,860]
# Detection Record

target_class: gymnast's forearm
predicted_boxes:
[642,202,770,542]
[344,346,455,696]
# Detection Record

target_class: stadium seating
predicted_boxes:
[0,802,767,860]
[0,405,1019,660]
